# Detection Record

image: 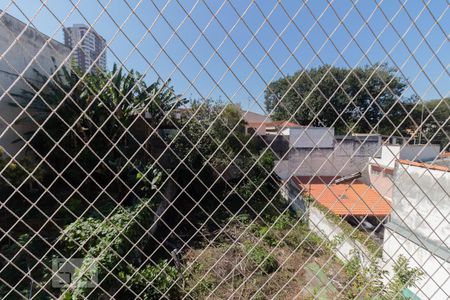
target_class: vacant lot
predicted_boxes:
[182,214,349,299]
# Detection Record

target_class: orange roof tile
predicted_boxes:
[439,152,450,158]
[293,176,392,217]
[399,160,450,172]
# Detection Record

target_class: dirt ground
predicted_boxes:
[181,217,349,299]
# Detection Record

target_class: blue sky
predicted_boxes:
[1,0,448,113]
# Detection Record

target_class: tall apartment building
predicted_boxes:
[63,24,106,73]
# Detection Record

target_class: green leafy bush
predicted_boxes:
[0,147,43,190]
[59,196,181,299]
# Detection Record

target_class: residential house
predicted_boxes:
[369,144,441,201]
[275,127,383,182]
[278,127,442,234]
[293,176,391,218]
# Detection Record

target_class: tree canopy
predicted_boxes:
[407,97,450,148]
[264,64,412,135]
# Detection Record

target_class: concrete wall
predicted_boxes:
[399,144,441,162]
[370,145,401,169]
[370,144,441,169]
[309,206,373,266]
[391,164,449,245]
[368,144,441,200]
[285,137,381,182]
[274,160,289,180]
[383,164,450,299]
[280,179,307,214]
[383,228,450,300]
[289,127,334,149]
[0,11,71,155]
[368,145,398,199]
[369,166,394,200]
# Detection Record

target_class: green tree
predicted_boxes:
[172,100,282,220]
[264,64,410,135]
[14,63,185,201]
[408,98,450,149]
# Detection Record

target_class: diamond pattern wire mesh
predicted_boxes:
[0,0,449,299]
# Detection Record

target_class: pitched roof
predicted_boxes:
[399,159,450,173]
[293,176,392,217]
[242,111,272,123]
[439,152,450,158]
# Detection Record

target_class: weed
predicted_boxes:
[273,212,295,231]
[189,275,216,298]
[255,225,278,247]
[246,245,279,274]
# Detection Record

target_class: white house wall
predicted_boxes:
[370,145,401,169]
[369,168,394,201]
[368,144,441,200]
[391,165,449,245]
[383,228,450,300]
[383,164,450,300]
[370,144,441,169]
[309,206,373,267]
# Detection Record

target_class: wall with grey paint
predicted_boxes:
[0,11,71,155]
[284,138,381,183]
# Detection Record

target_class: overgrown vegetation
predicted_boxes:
[0,63,427,299]
[0,65,284,298]
[182,212,423,299]
[1,64,187,299]
[59,193,183,299]
[183,213,342,299]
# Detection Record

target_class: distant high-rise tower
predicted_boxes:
[63,24,106,73]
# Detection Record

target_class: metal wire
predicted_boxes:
[0,0,448,299]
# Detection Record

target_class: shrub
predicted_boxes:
[386,255,423,299]
[256,225,278,247]
[50,165,184,299]
[125,261,180,300]
[0,147,42,191]
[343,252,423,299]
